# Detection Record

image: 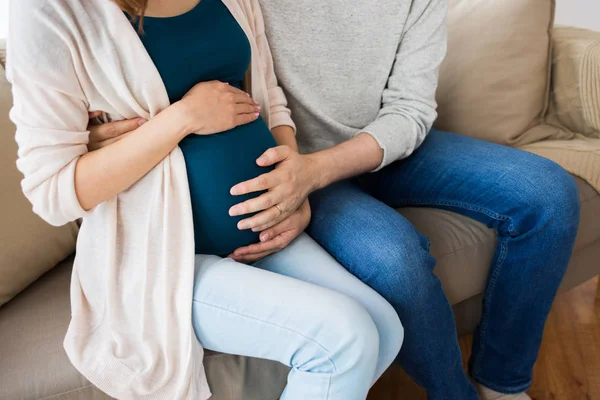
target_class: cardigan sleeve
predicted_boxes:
[361,0,448,170]
[7,3,90,226]
[250,0,296,133]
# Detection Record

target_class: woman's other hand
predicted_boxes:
[87,111,147,151]
[179,81,261,135]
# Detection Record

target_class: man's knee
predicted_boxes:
[509,156,580,236]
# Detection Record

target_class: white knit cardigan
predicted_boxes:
[7,0,294,398]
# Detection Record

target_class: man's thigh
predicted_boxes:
[307,180,433,297]
[360,129,577,232]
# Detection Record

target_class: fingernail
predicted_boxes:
[229,207,237,216]
[246,92,250,96]
[255,112,260,118]
[257,156,266,164]
[237,221,248,230]
[138,118,147,126]
[260,233,269,241]
[256,106,262,110]
[230,186,239,195]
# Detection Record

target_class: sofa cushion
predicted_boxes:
[0,257,288,400]
[0,64,79,307]
[435,0,570,146]
[1,179,597,400]
[548,27,600,137]
[399,176,600,305]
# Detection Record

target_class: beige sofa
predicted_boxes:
[1,1,600,398]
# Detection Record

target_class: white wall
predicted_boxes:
[0,0,9,39]
[555,0,600,31]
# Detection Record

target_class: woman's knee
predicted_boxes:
[315,293,380,371]
[371,298,404,368]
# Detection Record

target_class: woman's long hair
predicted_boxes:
[114,0,148,30]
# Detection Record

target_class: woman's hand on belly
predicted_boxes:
[228,145,318,232]
[179,81,261,136]
[85,82,261,150]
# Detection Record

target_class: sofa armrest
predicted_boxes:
[549,26,600,137]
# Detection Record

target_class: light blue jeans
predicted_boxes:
[191,233,404,400]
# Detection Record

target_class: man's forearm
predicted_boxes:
[307,133,384,191]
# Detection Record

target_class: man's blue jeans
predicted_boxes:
[307,130,581,399]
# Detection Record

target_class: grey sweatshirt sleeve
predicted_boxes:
[361,0,448,170]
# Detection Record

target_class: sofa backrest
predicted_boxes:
[0,51,79,307]
[435,0,571,146]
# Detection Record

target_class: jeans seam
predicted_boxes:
[395,199,521,236]
[192,298,338,374]
[471,237,509,383]
[396,198,522,385]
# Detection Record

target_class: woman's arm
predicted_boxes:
[75,104,189,210]
[271,125,297,150]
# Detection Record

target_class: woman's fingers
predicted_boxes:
[89,118,146,142]
[226,84,250,96]
[236,103,259,115]
[225,84,258,105]
[234,112,259,127]
[234,93,257,105]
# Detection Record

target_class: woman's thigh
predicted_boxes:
[192,253,376,367]
[253,233,404,381]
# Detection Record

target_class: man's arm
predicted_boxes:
[308,0,448,186]
[305,133,384,191]
[231,0,448,218]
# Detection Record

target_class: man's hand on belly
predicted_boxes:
[228,145,319,232]
[228,200,311,263]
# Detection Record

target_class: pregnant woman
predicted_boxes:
[8,0,403,399]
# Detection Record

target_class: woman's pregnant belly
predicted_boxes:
[179,116,277,256]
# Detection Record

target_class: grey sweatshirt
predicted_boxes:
[259,0,448,169]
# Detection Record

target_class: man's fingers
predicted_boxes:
[230,171,277,197]
[258,214,296,242]
[238,206,284,231]
[232,233,289,257]
[88,136,119,151]
[230,189,282,217]
[89,118,146,141]
[88,130,134,151]
[256,146,291,167]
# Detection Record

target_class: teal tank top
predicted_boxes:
[133,0,277,256]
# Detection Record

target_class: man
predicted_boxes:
[91,0,580,398]
[228,1,580,399]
